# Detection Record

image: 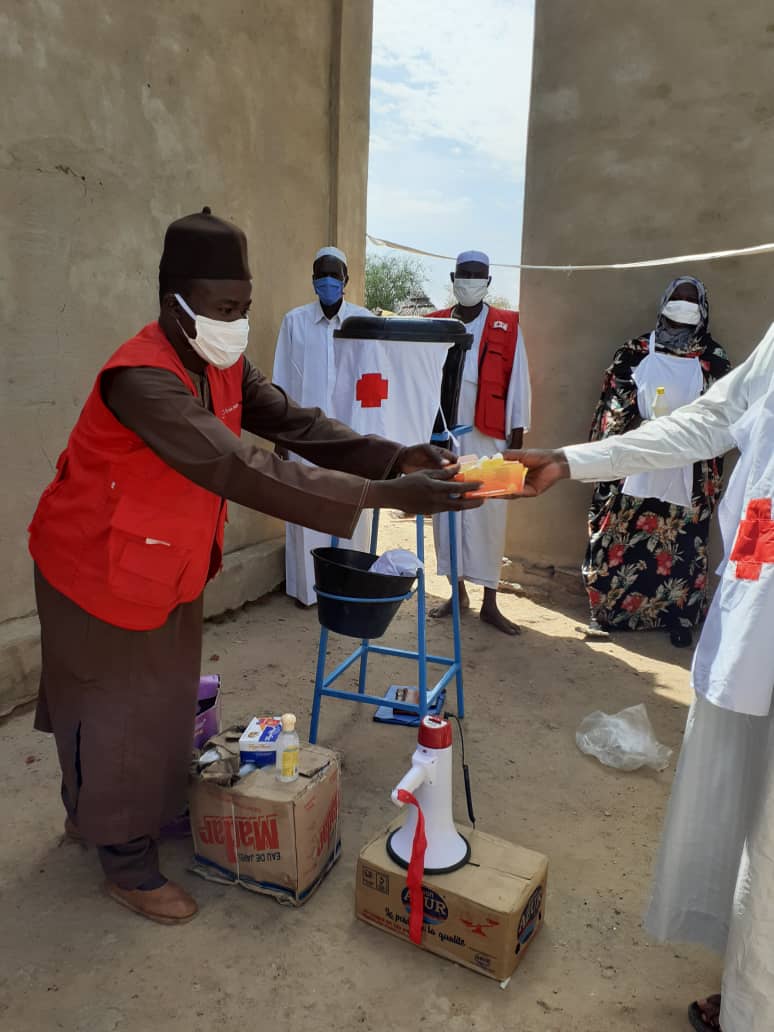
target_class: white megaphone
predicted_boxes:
[387,715,470,874]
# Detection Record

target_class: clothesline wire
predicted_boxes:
[366,233,774,272]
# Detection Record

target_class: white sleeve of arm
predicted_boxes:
[272,315,292,389]
[565,326,774,482]
[506,327,532,433]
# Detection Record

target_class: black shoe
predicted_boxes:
[669,626,693,649]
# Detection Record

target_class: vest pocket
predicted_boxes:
[109,535,190,610]
[108,501,191,610]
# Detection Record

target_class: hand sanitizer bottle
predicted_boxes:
[652,386,670,418]
[275,713,299,783]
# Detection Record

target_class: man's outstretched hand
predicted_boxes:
[503,449,571,497]
[395,443,456,474]
[367,466,484,516]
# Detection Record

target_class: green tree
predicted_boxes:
[364,253,428,312]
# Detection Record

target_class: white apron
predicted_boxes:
[622,333,703,507]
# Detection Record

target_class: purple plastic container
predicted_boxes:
[161,675,221,840]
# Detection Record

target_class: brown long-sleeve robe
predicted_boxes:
[107,360,402,537]
[34,354,403,847]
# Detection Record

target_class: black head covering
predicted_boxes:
[654,274,709,355]
[159,206,251,283]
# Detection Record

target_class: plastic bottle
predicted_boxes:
[652,386,670,419]
[275,713,300,783]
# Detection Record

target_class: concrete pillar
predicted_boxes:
[0,0,374,713]
[328,0,374,303]
[508,1,774,588]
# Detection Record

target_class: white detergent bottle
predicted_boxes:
[275,713,300,783]
[652,386,670,419]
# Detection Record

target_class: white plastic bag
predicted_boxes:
[370,549,423,576]
[576,703,672,772]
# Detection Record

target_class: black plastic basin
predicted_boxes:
[312,547,417,640]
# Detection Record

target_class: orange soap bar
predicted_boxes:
[453,454,527,498]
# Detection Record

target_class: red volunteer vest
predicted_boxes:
[28,322,244,631]
[427,305,519,439]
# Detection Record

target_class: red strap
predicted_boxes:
[396,788,427,945]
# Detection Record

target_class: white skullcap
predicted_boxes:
[315,245,348,266]
[456,249,490,267]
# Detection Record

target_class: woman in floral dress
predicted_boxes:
[582,276,731,647]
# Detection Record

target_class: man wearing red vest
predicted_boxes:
[428,250,531,634]
[28,209,481,925]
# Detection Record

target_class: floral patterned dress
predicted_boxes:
[582,334,731,631]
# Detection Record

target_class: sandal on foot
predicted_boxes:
[670,626,693,648]
[688,994,722,1031]
[585,619,610,639]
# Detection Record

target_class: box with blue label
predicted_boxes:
[239,716,282,767]
[355,822,548,983]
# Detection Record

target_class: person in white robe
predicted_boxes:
[272,246,373,606]
[429,250,531,635]
[511,319,774,1031]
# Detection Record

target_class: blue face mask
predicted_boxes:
[313,276,344,306]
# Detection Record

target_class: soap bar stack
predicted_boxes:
[453,453,527,498]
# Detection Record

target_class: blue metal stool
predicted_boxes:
[308,429,470,743]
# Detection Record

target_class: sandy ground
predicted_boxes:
[0,512,720,1032]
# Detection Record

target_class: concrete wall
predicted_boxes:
[0,0,373,713]
[509,1,774,584]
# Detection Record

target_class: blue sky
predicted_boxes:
[367,0,535,309]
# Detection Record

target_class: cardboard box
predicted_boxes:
[355,821,548,982]
[193,675,222,750]
[190,742,340,905]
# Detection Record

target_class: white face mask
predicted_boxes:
[174,294,249,369]
[661,299,701,326]
[452,278,489,308]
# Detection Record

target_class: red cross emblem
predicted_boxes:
[730,498,774,580]
[356,372,389,408]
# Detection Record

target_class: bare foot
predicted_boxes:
[480,588,521,635]
[480,604,521,635]
[430,583,470,618]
